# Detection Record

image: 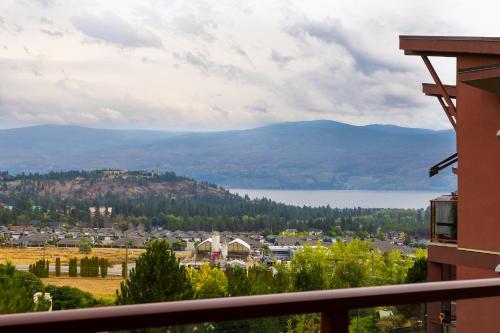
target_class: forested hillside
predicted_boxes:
[0,170,428,238]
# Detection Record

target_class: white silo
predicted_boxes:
[211,232,221,253]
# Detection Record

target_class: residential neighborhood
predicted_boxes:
[0,222,423,265]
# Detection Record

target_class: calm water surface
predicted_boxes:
[229,189,447,209]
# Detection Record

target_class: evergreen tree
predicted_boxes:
[69,258,78,277]
[225,266,251,296]
[30,259,49,278]
[121,260,127,279]
[116,240,192,304]
[0,263,49,314]
[55,257,61,277]
[93,257,99,277]
[99,258,108,278]
[406,253,427,283]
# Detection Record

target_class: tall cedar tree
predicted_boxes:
[99,258,108,278]
[121,261,127,279]
[116,240,192,304]
[30,259,49,278]
[68,258,77,277]
[55,257,61,277]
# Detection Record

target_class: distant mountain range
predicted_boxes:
[0,120,456,190]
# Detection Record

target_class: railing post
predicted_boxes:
[321,309,348,333]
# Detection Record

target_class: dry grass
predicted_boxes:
[0,246,145,265]
[42,275,123,299]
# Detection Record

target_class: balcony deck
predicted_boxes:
[1,278,500,333]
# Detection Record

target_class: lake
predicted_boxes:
[228,189,448,209]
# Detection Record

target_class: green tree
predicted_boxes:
[349,312,377,333]
[30,259,49,278]
[121,261,127,279]
[271,263,292,293]
[171,240,187,251]
[68,258,78,277]
[55,257,61,277]
[99,258,108,278]
[78,238,92,254]
[0,263,48,314]
[45,285,98,310]
[226,266,251,296]
[375,231,386,241]
[116,240,192,304]
[330,240,374,289]
[248,266,274,295]
[406,250,427,283]
[291,244,329,291]
[189,264,228,298]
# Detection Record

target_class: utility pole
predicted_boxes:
[124,232,129,279]
[125,242,129,279]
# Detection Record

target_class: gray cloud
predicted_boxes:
[231,44,255,67]
[31,68,42,76]
[173,14,216,43]
[39,17,53,25]
[0,17,23,35]
[40,29,63,37]
[286,19,406,73]
[72,13,163,48]
[232,45,247,58]
[0,1,461,131]
[0,82,187,129]
[29,0,54,8]
[173,51,244,80]
[270,50,294,69]
[245,100,270,113]
[381,93,422,109]
[210,105,229,118]
[141,56,156,64]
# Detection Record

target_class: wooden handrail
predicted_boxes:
[1,278,500,333]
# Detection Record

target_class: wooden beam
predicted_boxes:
[421,56,457,118]
[422,83,456,98]
[458,64,500,95]
[400,36,500,56]
[437,96,457,130]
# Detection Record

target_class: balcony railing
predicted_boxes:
[1,278,500,333]
[430,194,458,243]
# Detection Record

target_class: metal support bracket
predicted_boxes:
[421,55,458,130]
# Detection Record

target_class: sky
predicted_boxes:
[0,0,499,131]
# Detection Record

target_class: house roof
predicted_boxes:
[198,238,212,247]
[227,238,251,251]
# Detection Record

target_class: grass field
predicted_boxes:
[42,275,123,300]
[0,246,145,265]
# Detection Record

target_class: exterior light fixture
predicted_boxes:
[495,264,500,273]
[497,130,500,138]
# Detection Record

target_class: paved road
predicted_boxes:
[15,264,125,276]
